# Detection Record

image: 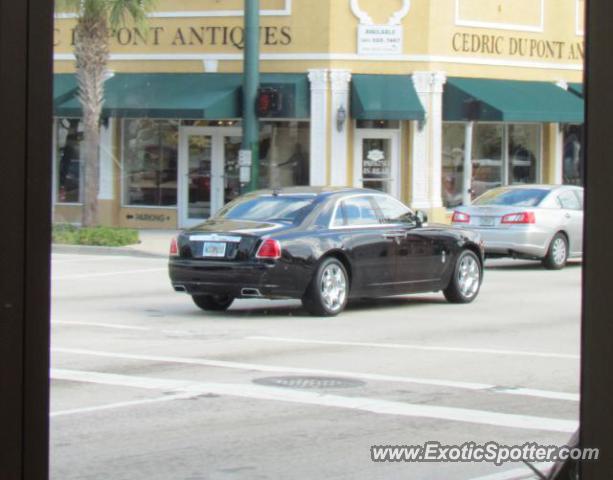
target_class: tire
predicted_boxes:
[542,233,569,270]
[302,257,349,316]
[443,250,482,304]
[191,294,234,312]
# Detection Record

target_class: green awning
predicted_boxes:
[54,73,310,119]
[53,73,78,108]
[444,78,584,123]
[351,75,425,121]
[568,83,583,97]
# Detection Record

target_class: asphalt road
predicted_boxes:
[50,253,582,480]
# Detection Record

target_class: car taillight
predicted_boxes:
[501,212,536,224]
[452,211,471,223]
[170,237,179,256]
[256,239,281,259]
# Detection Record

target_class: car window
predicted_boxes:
[333,196,379,227]
[473,187,550,206]
[573,189,584,210]
[373,195,414,224]
[557,190,582,210]
[217,195,316,223]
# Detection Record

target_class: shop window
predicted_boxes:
[508,124,539,185]
[123,119,179,207]
[258,121,310,189]
[442,122,542,208]
[55,118,83,204]
[442,123,466,208]
[472,124,504,199]
[563,124,584,186]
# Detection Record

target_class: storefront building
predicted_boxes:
[52,0,585,228]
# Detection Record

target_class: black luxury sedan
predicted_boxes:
[169,187,484,316]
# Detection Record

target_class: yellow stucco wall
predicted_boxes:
[54,0,584,80]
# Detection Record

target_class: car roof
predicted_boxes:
[244,186,387,199]
[489,184,583,192]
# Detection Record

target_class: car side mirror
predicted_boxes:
[415,210,428,227]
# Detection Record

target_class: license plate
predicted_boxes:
[479,217,496,227]
[202,241,227,258]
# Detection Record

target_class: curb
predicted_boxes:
[52,244,167,259]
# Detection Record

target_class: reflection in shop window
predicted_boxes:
[508,124,539,185]
[56,118,83,204]
[259,121,310,189]
[442,123,466,208]
[563,125,584,186]
[472,124,504,199]
[123,119,179,207]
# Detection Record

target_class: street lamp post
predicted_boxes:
[240,0,260,193]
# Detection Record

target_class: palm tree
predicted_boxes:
[56,0,156,226]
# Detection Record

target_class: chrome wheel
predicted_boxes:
[320,263,347,313]
[552,237,567,266]
[457,254,480,298]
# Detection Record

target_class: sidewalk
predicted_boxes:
[52,229,178,258]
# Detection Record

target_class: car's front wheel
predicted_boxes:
[302,258,349,316]
[444,250,482,303]
[192,294,234,312]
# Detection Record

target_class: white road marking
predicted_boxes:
[248,336,580,360]
[51,256,162,264]
[468,462,552,480]
[50,392,199,417]
[53,321,151,332]
[50,368,578,433]
[51,322,192,336]
[52,268,166,281]
[52,348,579,402]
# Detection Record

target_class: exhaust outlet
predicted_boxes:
[241,288,262,297]
[174,285,187,293]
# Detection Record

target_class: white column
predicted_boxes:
[308,69,329,186]
[552,123,564,185]
[329,70,352,186]
[98,119,115,200]
[410,71,446,210]
[429,72,446,209]
[463,121,474,206]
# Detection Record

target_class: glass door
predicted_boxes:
[178,127,242,228]
[354,129,400,198]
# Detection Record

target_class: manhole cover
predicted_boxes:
[253,376,365,389]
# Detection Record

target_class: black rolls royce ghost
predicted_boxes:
[169,187,484,316]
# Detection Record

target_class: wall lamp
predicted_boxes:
[336,105,347,132]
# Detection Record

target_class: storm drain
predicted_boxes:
[253,376,365,389]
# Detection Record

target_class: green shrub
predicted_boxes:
[53,225,140,247]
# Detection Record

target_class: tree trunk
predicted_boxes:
[74,15,109,227]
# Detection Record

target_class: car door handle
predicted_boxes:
[382,232,406,239]
[565,213,572,219]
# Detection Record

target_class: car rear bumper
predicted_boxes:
[168,258,309,299]
[457,226,549,258]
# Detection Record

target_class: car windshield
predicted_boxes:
[216,195,317,223]
[473,188,550,207]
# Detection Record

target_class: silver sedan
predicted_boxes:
[451,185,583,269]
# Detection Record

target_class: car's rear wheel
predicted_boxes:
[302,258,349,316]
[542,233,568,270]
[192,294,234,312]
[443,250,482,303]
